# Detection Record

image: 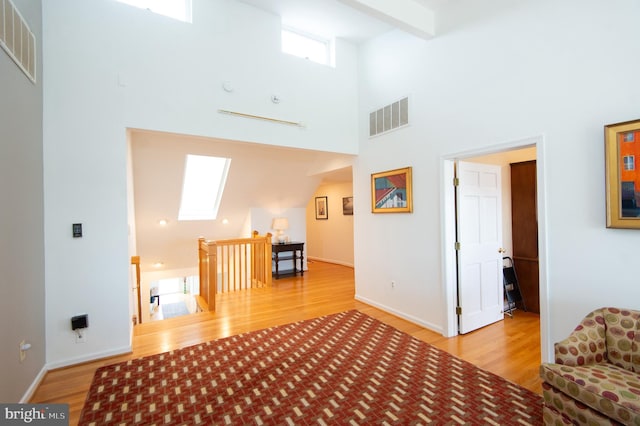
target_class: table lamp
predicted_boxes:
[271,217,289,244]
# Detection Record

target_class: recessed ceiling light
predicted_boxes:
[159,219,168,226]
[222,218,229,225]
[152,262,164,268]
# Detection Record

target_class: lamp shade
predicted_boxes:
[271,217,289,230]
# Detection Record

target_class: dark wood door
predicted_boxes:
[510,161,539,313]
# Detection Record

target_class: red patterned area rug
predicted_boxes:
[80,310,542,425]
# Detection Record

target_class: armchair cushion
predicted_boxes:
[541,381,622,425]
[540,362,640,424]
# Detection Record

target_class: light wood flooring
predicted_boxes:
[31,260,542,425]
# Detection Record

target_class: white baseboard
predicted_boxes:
[355,294,444,335]
[46,345,132,371]
[22,345,133,403]
[307,256,354,268]
[20,365,48,403]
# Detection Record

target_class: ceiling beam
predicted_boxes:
[338,0,435,39]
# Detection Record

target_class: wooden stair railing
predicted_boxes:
[197,231,272,312]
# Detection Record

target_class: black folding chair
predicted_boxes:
[503,257,527,317]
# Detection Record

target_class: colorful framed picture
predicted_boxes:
[342,197,353,215]
[371,167,413,213]
[315,196,328,220]
[605,119,640,229]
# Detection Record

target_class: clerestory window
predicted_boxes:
[282,27,332,66]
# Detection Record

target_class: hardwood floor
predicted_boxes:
[31,260,542,425]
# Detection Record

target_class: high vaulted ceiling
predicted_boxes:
[132,0,448,274]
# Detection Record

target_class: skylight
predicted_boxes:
[282,28,331,66]
[178,155,231,221]
[116,0,192,23]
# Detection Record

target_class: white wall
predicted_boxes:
[306,182,355,267]
[42,0,360,366]
[354,0,640,359]
[0,0,45,401]
[251,208,306,244]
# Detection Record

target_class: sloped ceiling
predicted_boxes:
[130,129,354,272]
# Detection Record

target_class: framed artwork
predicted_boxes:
[315,196,328,220]
[605,119,640,229]
[371,166,413,213]
[342,197,353,215]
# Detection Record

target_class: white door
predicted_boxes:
[456,161,504,334]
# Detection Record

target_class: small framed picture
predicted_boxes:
[342,197,353,215]
[315,196,328,220]
[371,166,413,213]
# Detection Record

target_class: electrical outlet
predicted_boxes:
[75,330,86,344]
[391,281,396,288]
[19,340,26,362]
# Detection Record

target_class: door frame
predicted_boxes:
[440,135,551,361]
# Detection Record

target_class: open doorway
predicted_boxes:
[441,135,548,357]
[149,275,199,321]
[126,129,356,327]
[305,171,355,268]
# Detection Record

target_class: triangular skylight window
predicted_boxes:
[178,154,230,221]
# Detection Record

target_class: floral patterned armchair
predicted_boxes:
[540,307,640,425]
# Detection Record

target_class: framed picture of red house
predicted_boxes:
[605,119,640,229]
[371,167,413,213]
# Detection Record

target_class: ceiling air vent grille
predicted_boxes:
[0,0,36,83]
[369,96,409,138]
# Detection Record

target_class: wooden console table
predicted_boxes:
[272,242,304,279]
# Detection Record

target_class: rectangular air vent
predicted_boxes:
[0,0,36,83]
[369,96,409,138]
